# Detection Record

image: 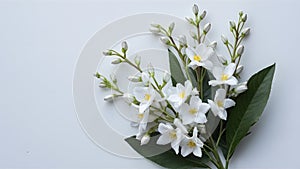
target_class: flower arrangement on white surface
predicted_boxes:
[95,4,275,169]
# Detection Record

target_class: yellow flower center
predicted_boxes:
[137,113,144,119]
[217,101,224,107]
[179,92,185,99]
[221,74,229,81]
[169,131,177,139]
[194,55,202,62]
[187,141,196,148]
[144,94,151,101]
[189,108,198,115]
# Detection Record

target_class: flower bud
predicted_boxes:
[236,45,244,56]
[160,36,170,45]
[190,31,197,40]
[185,17,194,25]
[163,71,171,83]
[234,82,248,94]
[200,10,207,20]
[221,35,228,44]
[128,75,141,82]
[192,4,199,15]
[121,41,128,53]
[150,23,160,28]
[178,35,187,46]
[95,72,101,79]
[236,65,244,74]
[104,94,115,101]
[134,55,141,66]
[111,58,122,64]
[241,13,247,22]
[99,82,106,88]
[203,23,211,34]
[208,41,217,49]
[149,27,161,34]
[140,134,150,145]
[239,11,244,17]
[229,21,236,29]
[241,27,250,37]
[168,22,175,34]
[103,50,113,56]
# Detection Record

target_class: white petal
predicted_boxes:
[218,110,227,120]
[208,100,219,116]
[212,67,223,80]
[186,47,196,60]
[215,88,226,101]
[139,102,150,113]
[193,147,202,157]
[158,123,173,134]
[224,99,235,108]
[208,80,222,86]
[168,94,180,103]
[133,87,147,102]
[179,103,189,115]
[192,127,198,138]
[195,113,207,123]
[174,118,188,134]
[157,133,172,145]
[171,141,180,154]
[195,43,206,55]
[198,103,210,114]
[188,62,199,70]
[181,145,193,157]
[182,113,195,125]
[140,110,149,127]
[203,60,213,70]
[185,80,193,95]
[177,83,185,92]
[225,77,238,86]
[224,63,236,77]
[190,96,201,107]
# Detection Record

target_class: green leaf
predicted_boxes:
[169,49,186,86]
[225,63,276,159]
[125,136,210,169]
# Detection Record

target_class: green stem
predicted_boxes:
[208,136,225,169]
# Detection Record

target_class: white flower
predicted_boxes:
[179,96,210,125]
[156,123,184,154]
[208,63,238,86]
[167,81,193,108]
[181,127,204,157]
[208,89,235,120]
[186,44,213,70]
[133,86,156,113]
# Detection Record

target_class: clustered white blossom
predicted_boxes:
[96,4,250,158]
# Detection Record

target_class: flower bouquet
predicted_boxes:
[95,4,275,169]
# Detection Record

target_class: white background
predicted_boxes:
[1,0,300,168]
